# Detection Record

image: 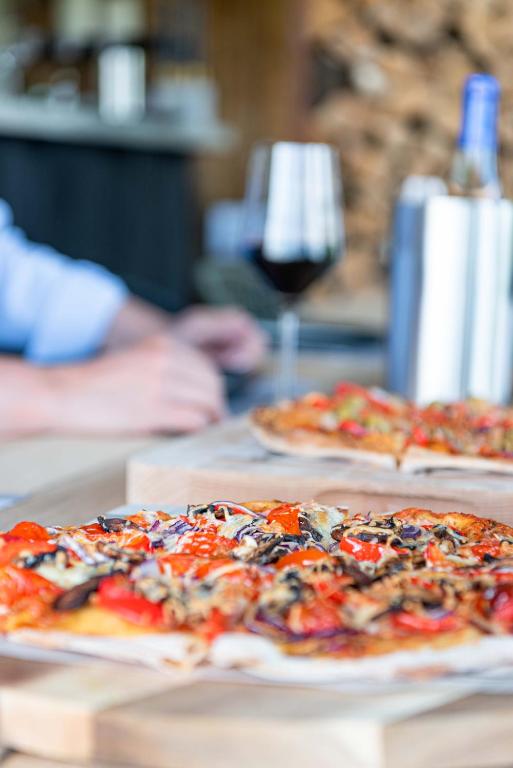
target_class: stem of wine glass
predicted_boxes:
[276,305,300,402]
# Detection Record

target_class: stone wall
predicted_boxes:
[308,0,513,292]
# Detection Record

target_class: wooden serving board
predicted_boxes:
[1,654,513,768]
[128,418,513,524]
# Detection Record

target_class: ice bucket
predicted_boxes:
[389,177,513,405]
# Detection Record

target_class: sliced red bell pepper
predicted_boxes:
[338,536,385,563]
[78,523,105,538]
[158,553,198,576]
[193,558,243,579]
[267,504,301,536]
[476,414,497,430]
[304,393,331,409]
[0,539,56,567]
[177,528,236,558]
[0,565,61,608]
[471,540,502,560]
[97,576,164,627]
[287,598,343,637]
[392,610,461,634]
[122,533,151,552]
[199,608,231,642]
[334,381,364,397]
[411,425,430,446]
[424,541,449,567]
[315,578,348,605]
[275,548,330,570]
[338,420,367,438]
[489,584,513,628]
[8,521,49,541]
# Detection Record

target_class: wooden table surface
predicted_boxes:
[0,436,154,497]
[0,436,157,528]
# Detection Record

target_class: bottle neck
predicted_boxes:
[450,146,501,199]
[451,74,501,199]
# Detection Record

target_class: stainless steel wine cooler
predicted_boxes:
[389,181,513,405]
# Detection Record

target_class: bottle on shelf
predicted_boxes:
[449,73,501,199]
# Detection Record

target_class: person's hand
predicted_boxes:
[40,333,226,435]
[172,306,267,373]
[105,297,267,374]
[104,296,171,350]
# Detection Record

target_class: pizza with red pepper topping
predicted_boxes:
[251,382,513,473]
[5,501,513,676]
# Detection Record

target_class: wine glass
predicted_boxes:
[243,141,344,401]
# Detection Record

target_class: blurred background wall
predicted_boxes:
[306,0,513,296]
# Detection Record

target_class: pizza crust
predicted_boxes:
[52,605,163,636]
[251,402,513,476]
[8,627,208,670]
[401,446,513,476]
[250,422,398,470]
[224,634,513,685]
[10,626,513,685]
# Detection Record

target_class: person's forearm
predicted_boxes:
[0,331,226,437]
[104,296,172,351]
[0,357,56,436]
[0,297,174,435]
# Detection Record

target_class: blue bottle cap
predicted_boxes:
[458,73,500,150]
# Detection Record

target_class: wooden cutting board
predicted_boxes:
[127,418,513,523]
[1,504,513,768]
[1,654,513,768]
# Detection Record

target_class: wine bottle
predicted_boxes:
[450,73,501,199]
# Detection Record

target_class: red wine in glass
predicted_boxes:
[243,142,344,400]
[246,244,340,296]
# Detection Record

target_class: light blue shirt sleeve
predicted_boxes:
[0,200,128,364]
